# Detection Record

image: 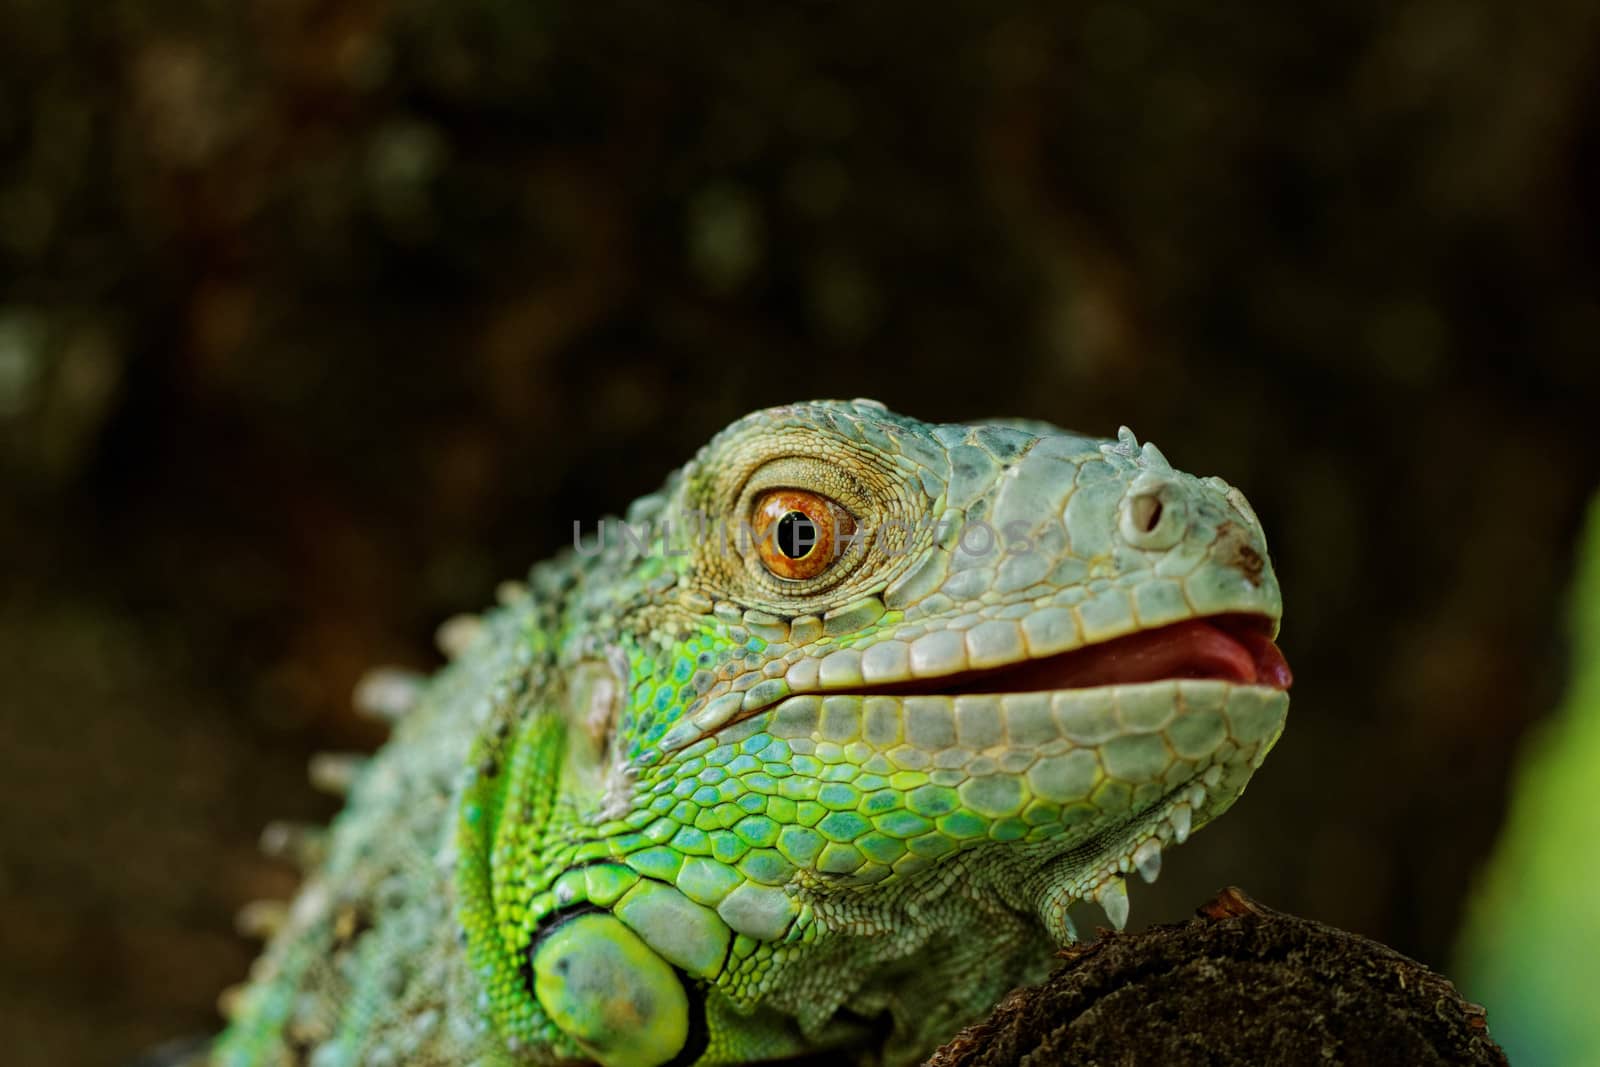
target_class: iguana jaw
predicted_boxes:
[736,610,1292,942]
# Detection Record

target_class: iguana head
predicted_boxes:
[466,398,1290,1066]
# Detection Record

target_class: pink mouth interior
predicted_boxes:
[896,615,1292,695]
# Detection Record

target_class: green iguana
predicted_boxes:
[210,399,1291,1067]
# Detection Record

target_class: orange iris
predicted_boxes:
[752,489,854,580]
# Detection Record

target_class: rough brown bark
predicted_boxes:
[925,888,1506,1067]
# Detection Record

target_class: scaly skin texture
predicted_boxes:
[212,399,1290,1067]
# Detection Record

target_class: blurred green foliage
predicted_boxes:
[1458,493,1600,1067]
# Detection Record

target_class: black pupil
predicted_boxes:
[776,511,818,559]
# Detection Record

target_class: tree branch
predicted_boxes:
[925,887,1506,1066]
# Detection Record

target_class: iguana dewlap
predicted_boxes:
[213,399,1290,1067]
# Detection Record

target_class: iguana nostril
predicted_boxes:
[1120,481,1185,549]
[1132,495,1163,534]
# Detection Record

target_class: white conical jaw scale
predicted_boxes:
[1097,877,1130,931]
[1169,802,1193,844]
[1133,839,1163,884]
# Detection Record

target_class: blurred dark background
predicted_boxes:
[3,3,1598,1065]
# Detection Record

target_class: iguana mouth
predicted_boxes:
[872,614,1291,696]
[661,613,1290,754]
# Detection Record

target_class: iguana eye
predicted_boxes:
[753,489,855,581]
